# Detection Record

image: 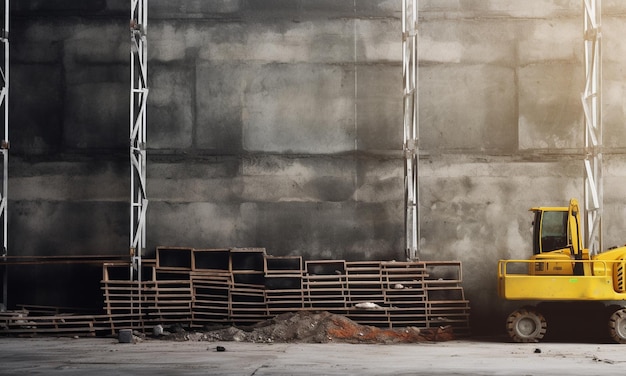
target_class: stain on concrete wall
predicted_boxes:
[6,1,626,333]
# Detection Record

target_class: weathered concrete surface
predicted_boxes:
[6,0,626,335]
[0,337,625,376]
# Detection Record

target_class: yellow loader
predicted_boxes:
[498,198,626,343]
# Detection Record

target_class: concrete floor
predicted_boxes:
[0,336,625,375]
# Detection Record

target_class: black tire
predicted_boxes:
[608,308,626,344]
[506,307,547,343]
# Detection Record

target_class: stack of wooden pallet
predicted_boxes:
[304,260,348,311]
[343,261,389,326]
[423,261,472,334]
[99,247,471,336]
[264,256,304,315]
[0,307,108,337]
[229,248,269,325]
[101,262,146,333]
[190,248,231,326]
[381,261,429,328]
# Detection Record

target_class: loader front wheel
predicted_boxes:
[608,308,626,344]
[506,307,547,343]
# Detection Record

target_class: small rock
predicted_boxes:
[153,325,164,337]
[133,330,145,339]
[170,324,185,334]
[118,329,133,343]
[534,348,541,354]
[232,331,246,342]
[216,346,226,352]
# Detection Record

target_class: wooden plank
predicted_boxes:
[265,287,305,313]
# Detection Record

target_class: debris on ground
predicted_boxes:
[158,311,454,344]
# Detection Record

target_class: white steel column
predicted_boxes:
[0,0,8,308]
[403,0,419,261]
[130,0,148,278]
[582,0,602,255]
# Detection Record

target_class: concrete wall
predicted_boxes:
[6,0,626,332]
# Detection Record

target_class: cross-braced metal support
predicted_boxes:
[130,0,148,279]
[582,0,602,255]
[403,0,419,261]
[0,0,8,309]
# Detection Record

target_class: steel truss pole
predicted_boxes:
[403,0,419,261]
[130,0,148,280]
[0,0,8,309]
[582,0,602,255]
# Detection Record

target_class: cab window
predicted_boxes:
[533,210,568,254]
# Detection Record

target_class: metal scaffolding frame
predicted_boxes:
[403,0,419,261]
[1,0,8,308]
[582,0,602,255]
[130,0,148,278]
[401,1,604,260]
[0,1,149,310]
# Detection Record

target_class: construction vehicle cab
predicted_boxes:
[528,199,588,276]
[498,198,626,343]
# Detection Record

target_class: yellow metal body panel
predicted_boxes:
[529,206,568,212]
[529,252,574,275]
[593,247,626,264]
[498,259,626,301]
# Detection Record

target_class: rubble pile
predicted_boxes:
[159,311,454,344]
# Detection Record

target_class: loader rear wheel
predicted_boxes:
[608,308,626,344]
[506,307,546,343]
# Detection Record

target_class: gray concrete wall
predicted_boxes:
[7,0,626,332]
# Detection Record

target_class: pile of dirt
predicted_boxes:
[157,311,454,344]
